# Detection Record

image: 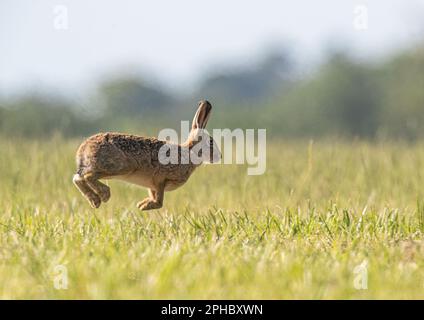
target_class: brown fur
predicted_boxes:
[73,100,219,210]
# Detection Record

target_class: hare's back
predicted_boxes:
[76,132,164,177]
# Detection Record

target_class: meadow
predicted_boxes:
[0,137,423,299]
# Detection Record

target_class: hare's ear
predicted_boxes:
[192,100,212,130]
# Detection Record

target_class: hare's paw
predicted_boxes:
[88,194,101,208]
[73,174,101,208]
[137,198,162,211]
[85,177,111,202]
[98,185,111,202]
[137,198,150,210]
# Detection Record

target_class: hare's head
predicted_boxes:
[188,100,221,164]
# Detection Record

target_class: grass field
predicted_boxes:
[0,137,423,299]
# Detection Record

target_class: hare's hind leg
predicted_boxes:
[73,174,101,208]
[85,174,111,203]
[137,185,165,211]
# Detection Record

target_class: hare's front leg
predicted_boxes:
[137,185,165,211]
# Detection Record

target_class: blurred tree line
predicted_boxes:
[1,44,424,140]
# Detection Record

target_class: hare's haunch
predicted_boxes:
[73,100,221,210]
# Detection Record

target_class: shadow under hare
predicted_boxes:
[73,100,221,210]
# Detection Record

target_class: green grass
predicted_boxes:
[0,137,423,299]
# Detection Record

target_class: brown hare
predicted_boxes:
[73,100,221,210]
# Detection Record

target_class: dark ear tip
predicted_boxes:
[198,99,212,110]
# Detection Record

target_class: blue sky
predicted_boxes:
[1,0,424,96]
